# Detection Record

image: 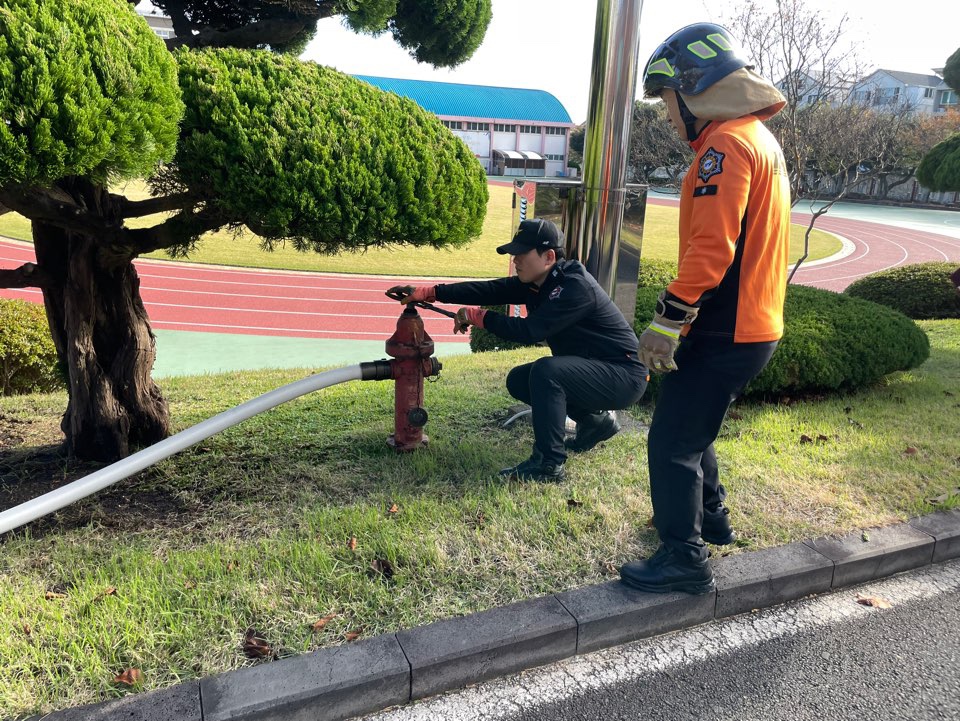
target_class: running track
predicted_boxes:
[1,202,958,341]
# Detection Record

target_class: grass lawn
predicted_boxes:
[0,181,840,278]
[1,320,958,718]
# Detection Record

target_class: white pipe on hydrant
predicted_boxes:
[0,364,367,536]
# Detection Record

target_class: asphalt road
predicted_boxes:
[362,560,960,721]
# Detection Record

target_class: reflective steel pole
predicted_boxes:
[570,0,645,320]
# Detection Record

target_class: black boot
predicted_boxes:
[564,411,621,453]
[499,454,566,482]
[619,545,715,594]
[702,503,736,545]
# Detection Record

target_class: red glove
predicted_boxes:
[454,307,486,334]
[387,285,437,304]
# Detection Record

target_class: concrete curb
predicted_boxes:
[35,509,960,721]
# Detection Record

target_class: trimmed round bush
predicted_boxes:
[747,285,929,395]
[636,284,929,400]
[844,262,960,320]
[0,299,64,395]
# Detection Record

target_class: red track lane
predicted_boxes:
[2,201,958,339]
[648,197,960,292]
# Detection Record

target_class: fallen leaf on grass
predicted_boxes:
[856,595,892,609]
[311,614,337,632]
[22,623,31,636]
[184,580,196,590]
[904,446,918,456]
[567,498,584,508]
[93,586,117,602]
[345,629,363,642]
[44,590,67,600]
[799,434,813,444]
[242,628,273,659]
[113,668,143,686]
[370,559,395,580]
[347,537,357,551]
[848,418,864,429]
[817,434,829,442]
[227,561,239,572]
[387,503,399,514]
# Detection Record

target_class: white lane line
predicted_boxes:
[362,560,960,721]
[145,302,455,321]
[139,286,433,305]
[789,232,857,269]
[149,319,465,340]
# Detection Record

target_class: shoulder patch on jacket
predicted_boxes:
[697,147,725,182]
[549,285,564,300]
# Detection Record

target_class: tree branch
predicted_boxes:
[0,262,51,289]
[0,188,123,241]
[165,15,322,50]
[124,209,226,256]
[117,193,200,219]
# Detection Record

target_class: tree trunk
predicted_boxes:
[33,221,170,462]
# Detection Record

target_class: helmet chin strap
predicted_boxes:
[676,93,705,142]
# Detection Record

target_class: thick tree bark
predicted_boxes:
[32,210,170,462]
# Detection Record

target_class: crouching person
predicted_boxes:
[388,218,648,482]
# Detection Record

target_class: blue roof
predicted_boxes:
[354,76,572,124]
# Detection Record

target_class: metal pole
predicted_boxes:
[573,0,645,319]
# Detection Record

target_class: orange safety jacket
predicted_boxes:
[665,115,790,343]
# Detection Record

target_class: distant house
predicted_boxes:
[849,69,957,114]
[775,70,850,107]
[138,9,175,39]
[355,76,574,177]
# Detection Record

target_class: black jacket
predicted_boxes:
[435,260,642,365]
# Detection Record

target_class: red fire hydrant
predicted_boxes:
[383,305,441,451]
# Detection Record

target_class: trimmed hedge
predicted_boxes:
[637,283,929,399]
[0,299,64,395]
[844,262,960,320]
[747,285,929,396]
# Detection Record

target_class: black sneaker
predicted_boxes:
[499,455,566,482]
[619,545,716,595]
[702,504,736,545]
[564,411,621,453]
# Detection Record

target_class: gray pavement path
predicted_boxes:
[362,559,960,721]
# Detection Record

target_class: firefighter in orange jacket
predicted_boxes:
[620,23,790,594]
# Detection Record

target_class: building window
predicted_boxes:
[545,154,564,161]
[494,123,516,132]
[442,120,462,130]
[545,127,567,136]
[924,87,934,98]
[465,121,487,131]
[520,125,542,134]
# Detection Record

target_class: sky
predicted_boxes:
[135,1,959,124]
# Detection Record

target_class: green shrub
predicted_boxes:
[0,299,64,395]
[637,258,678,289]
[844,262,960,320]
[468,305,536,353]
[635,284,929,400]
[749,285,928,395]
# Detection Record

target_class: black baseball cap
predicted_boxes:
[496,218,565,255]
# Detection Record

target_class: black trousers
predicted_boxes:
[648,337,778,562]
[507,356,648,465]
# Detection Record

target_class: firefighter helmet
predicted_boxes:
[642,23,752,98]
